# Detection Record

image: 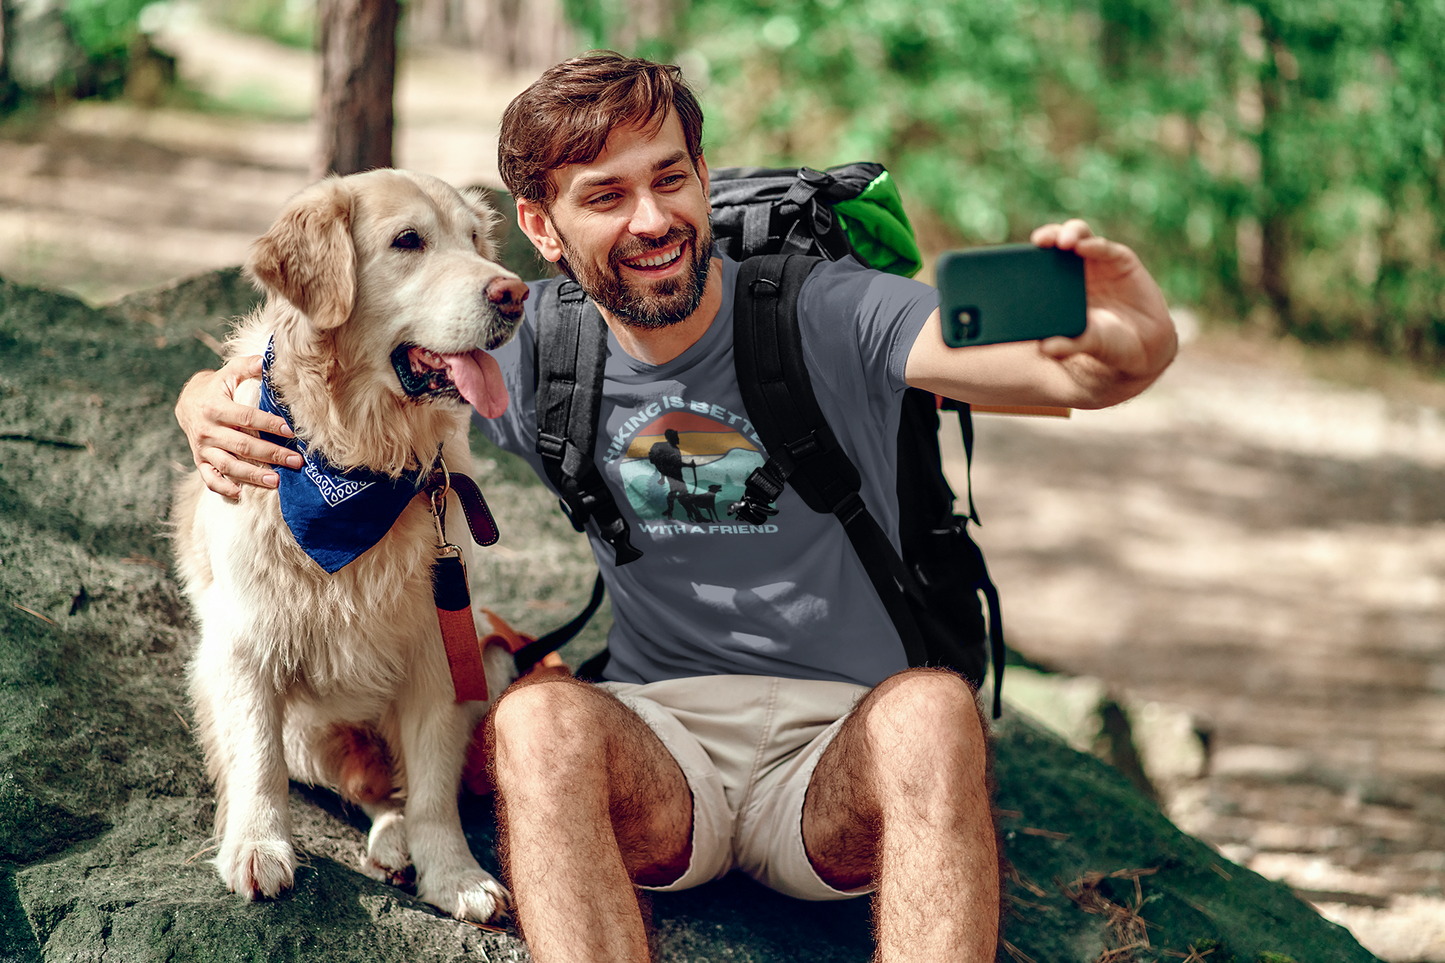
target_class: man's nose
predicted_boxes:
[629,191,670,237]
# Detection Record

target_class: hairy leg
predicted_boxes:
[487,675,693,963]
[802,667,1000,962]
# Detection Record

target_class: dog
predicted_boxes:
[171,169,526,923]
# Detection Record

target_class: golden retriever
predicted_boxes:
[171,169,526,922]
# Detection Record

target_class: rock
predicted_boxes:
[0,269,1381,961]
[992,665,1211,804]
[990,665,1109,753]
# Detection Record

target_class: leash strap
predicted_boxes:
[512,572,606,674]
[424,462,500,703]
[433,553,490,703]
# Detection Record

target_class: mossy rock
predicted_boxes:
[0,269,1379,961]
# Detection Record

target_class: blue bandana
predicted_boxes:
[259,339,429,573]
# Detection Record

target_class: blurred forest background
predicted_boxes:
[2,3,1443,958]
[1,0,1442,370]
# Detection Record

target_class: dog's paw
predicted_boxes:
[217,838,296,899]
[361,855,416,888]
[419,868,511,924]
[360,808,412,885]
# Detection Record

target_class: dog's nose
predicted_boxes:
[485,277,529,309]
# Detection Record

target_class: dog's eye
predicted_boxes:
[392,230,424,251]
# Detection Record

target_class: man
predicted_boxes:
[648,428,700,521]
[177,53,1177,962]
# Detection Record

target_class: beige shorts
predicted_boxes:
[598,674,874,902]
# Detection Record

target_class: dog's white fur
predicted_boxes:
[172,169,521,922]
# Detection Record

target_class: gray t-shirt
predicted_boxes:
[474,254,938,687]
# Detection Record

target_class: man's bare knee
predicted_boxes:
[859,668,987,773]
[492,676,607,744]
[487,676,693,885]
[489,675,612,779]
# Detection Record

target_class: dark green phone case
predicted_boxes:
[937,244,1087,347]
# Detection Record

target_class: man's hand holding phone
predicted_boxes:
[909,219,1178,410]
[1030,219,1177,392]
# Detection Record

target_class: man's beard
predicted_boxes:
[557,223,713,330]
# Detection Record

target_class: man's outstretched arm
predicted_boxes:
[905,219,1179,410]
[175,356,303,498]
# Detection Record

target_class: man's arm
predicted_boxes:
[904,220,1178,409]
[175,356,303,498]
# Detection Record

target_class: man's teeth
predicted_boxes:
[629,247,682,268]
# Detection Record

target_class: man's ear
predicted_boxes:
[515,196,564,264]
[246,177,356,330]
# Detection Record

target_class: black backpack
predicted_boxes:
[516,163,1006,717]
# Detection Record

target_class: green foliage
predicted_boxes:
[204,0,316,49]
[63,0,155,60]
[0,0,169,107]
[581,0,1445,366]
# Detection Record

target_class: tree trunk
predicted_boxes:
[313,0,398,180]
[405,0,573,74]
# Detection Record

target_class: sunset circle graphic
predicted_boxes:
[616,411,765,523]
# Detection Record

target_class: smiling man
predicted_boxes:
[176,52,1177,962]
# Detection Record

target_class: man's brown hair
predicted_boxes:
[497,52,705,209]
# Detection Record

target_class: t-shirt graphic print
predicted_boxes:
[609,402,772,534]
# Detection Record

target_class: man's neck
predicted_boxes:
[596,257,724,366]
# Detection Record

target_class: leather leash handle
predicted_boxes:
[449,473,501,547]
[433,553,490,703]
[425,465,495,703]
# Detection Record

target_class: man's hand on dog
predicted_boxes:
[176,356,303,498]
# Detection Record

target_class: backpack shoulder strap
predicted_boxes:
[732,254,927,667]
[533,278,642,565]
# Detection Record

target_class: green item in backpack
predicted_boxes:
[832,170,923,279]
[707,162,923,278]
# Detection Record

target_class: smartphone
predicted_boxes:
[936,244,1087,347]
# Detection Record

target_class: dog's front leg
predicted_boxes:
[397,696,509,922]
[193,633,296,899]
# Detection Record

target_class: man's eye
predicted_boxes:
[392,229,424,250]
[589,192,621,206]
[659,173,687,188]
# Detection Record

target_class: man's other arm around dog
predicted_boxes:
[175,356,302,497]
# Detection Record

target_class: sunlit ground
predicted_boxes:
[2,11,1443,960]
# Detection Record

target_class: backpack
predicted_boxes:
[519,162,1007,717]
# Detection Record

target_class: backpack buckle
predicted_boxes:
[728,461,787,525]
[729,494,779,526]
[536,432,567,461]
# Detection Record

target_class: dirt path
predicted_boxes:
[0,10,529,304]
[952,335,1445,961]
[2,16,1441,961]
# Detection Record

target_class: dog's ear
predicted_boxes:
[247,178,356,330]
[460,186,504,262]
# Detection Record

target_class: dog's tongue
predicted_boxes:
[442,350,509,418]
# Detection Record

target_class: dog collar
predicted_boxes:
[259,338,429,573]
